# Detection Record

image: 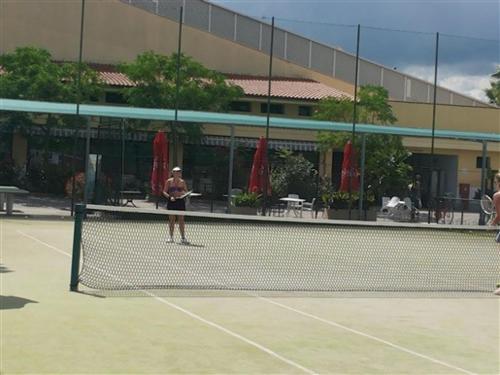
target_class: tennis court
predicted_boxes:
[1,216,499,374]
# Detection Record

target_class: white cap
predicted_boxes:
[172,166,182,172]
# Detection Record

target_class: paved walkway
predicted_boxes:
[0,193,229,218]
[0,193,485,226]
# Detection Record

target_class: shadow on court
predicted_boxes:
[0,264,14,273]
[0,295,38,310]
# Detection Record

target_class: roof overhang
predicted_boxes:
[1,98,498,143]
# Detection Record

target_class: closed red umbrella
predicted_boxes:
[151,131,169,198]
[248,137,271,195]
[339,140,360,192]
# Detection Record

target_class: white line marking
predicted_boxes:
[18,230,72,258]
[16,230,317,375]
[113,241,479,375]
[260,298,478,375]
[17,230,478,374]
[113,243,479,375]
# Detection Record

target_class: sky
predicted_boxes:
[210,0,500,102]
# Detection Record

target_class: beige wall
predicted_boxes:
[457,150,498,192]
[12,132,27,167]
[0,0,354,94]
[390,101,500,134]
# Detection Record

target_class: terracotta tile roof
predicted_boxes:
[86,63,135,87]
[98,71,135,87]
[89,65,353,101]
[225,74,353,101]
[1,62,353,101]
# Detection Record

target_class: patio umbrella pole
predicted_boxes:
[227,125,235,213]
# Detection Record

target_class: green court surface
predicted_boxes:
[1,218,499,374]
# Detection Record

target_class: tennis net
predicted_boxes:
[70,204,499,293]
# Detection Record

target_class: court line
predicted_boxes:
[107,238,479,375]
[260,297,477,375]
[16,230,317,375]
[17,229,479,375]
[127,240,480,375]
[72,229,479,375]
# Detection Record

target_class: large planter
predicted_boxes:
[326,208,377,221]
[231,206,257,215]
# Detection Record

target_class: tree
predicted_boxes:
[0,47,103,193]
[119,51,244,157]
[270,149,317,200]
[314,85,412,199]
[0,47,103,160]
[485,67,500,105]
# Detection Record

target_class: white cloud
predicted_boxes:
[402,65,492,102]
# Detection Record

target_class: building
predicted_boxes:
[1,0,499,199]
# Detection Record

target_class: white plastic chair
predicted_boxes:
[302,198,316,218]
[286,194,303,217]
[381,196,390,209]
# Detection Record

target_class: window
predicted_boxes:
[89,94,100,102]
[260,103,284,114]
[476,157,490,169]
[298,105,312,117]
[105,91,126,104]
[230,101,251,112]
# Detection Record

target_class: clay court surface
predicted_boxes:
[1,218,499,374]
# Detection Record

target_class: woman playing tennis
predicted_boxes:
[163,166,189,244]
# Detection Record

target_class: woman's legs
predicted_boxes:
[168,215,176,239]
[178,215,186,239]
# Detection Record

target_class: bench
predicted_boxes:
[0,186,29,215]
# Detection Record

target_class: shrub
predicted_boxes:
[0,158,22,186]
[233,192,261,208]
[270,149,317,200]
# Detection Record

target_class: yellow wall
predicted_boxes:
[457,150,499,193]
[12,132,27,167]
[390,101,500,134]
[0,0,354,94]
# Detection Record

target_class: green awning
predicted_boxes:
[1,98,498,142]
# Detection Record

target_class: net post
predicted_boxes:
[70,203,85,292]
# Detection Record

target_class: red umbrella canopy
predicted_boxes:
[339,140,360,192]
[248,137,271,195]
[151,131,169,196]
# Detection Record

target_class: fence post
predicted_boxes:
[70,204,85,291]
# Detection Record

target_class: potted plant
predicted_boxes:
[232,192,261,215]
[322,190,377,221]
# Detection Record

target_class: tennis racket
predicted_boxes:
[480,194,494,215]
[178,190,193,200]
